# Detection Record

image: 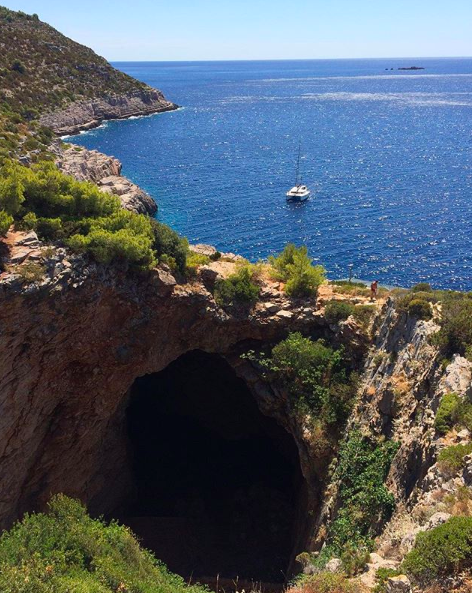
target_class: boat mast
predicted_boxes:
[295,141,301,186]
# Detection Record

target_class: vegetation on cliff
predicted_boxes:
[0,160,188,272]
[0,6,150,118]
[402,516,472,585]
[244,332,358,438]
[324,432,398,559]
[0,494,206,593]
[269,243,325,297]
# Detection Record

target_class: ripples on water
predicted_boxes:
[70,59,472,290]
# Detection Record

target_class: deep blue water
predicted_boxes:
[69,59,472,290]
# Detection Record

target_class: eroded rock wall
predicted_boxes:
[40,89,178,136]
[54,143,158,215]
[0,250,333,530]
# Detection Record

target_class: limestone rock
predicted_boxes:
[190,244,218,257]
[325,558,342,573]
[386,575,411,592]
[40,89,178,136]
[426,512,451,530]
[55,144,157,215]
[275,310,293,320]
[440,354,472,398]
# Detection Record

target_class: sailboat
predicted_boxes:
[286,142,311,202]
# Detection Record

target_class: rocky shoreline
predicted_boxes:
[40,88,178,136]
[54,142,158,216]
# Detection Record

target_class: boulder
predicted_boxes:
[385,575,411,592]
[325,558,342,573]
[425,512,451,530]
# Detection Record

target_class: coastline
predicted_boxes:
[40,89,179,136]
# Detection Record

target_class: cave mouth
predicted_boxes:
[122,350,305,585]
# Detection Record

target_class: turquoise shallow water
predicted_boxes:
[69,59,472,290]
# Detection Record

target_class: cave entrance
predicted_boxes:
[123,350,305,585]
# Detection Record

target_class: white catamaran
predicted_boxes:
[286,142,311,202]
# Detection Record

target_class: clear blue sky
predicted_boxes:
[3,0,472,61]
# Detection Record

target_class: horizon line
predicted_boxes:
[109,56,472,63]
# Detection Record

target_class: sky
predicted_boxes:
[3,0,472,61]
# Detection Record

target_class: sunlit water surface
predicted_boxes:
[69,59,472,289]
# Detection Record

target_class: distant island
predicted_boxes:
[398,66,425,70]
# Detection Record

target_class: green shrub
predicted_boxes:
[0,160,25,214]
[432,296,472,358]
[214,266,260,307]
[325,300,355,323]
[407,298,432,321]
[340,542,371,576]
[17,210,37,231]
[437,443,472,477]
[151,220,187,274]
[0,494,207,593]
[185,251,210,277]
[269,243,325,297]
[69,227,156,272]
[0,209,13,235]
[11,59,26,74]
[402,516,472,584]
[434,393,461,435]
[352,304,376,327]
[36,216,63,240]
[373,567,401,593]
[412,282,432,293]
[327,432,399,555]
[245,333,357,428]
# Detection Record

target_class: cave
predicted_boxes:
[121,350,306,585]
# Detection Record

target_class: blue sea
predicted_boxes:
[69,59,472,290]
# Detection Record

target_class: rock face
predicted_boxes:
[55,144,157,215]
[0,234,348,531]
[40,89,178,136]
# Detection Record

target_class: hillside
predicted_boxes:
[0,6,149,116]
[0,6,176,136]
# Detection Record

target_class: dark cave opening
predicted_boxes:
[123,350,306,584]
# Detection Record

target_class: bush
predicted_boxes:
[340,542,370,576]
[0,494,207,593]
[69,227,156,272]
[434,393,461,435]
[402,516,472,584]
[325,300,355,323]
[214,266,260,307]
[437,443,472,477]
[288,572,363,593]
[36,216,63,240]
[352,304,376,327]
[11,59,26,74]
[17,211,37,231]
[151,220,187,274]
[412,282,432,293]
[0,209,13,235]
[373,567,401,593]
[16,261,45,284]
[269,243,325,298]
[327,432,399,555]
[432,296,472,359]
[407,298,433,321]
[245,333,357,428]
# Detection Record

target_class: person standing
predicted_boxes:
[370,280,379,301]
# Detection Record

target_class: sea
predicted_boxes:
[68,58,472,290]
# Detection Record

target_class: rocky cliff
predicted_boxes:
[40,89,177,136]
[1,233,472,591]
[54,142,158,215]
